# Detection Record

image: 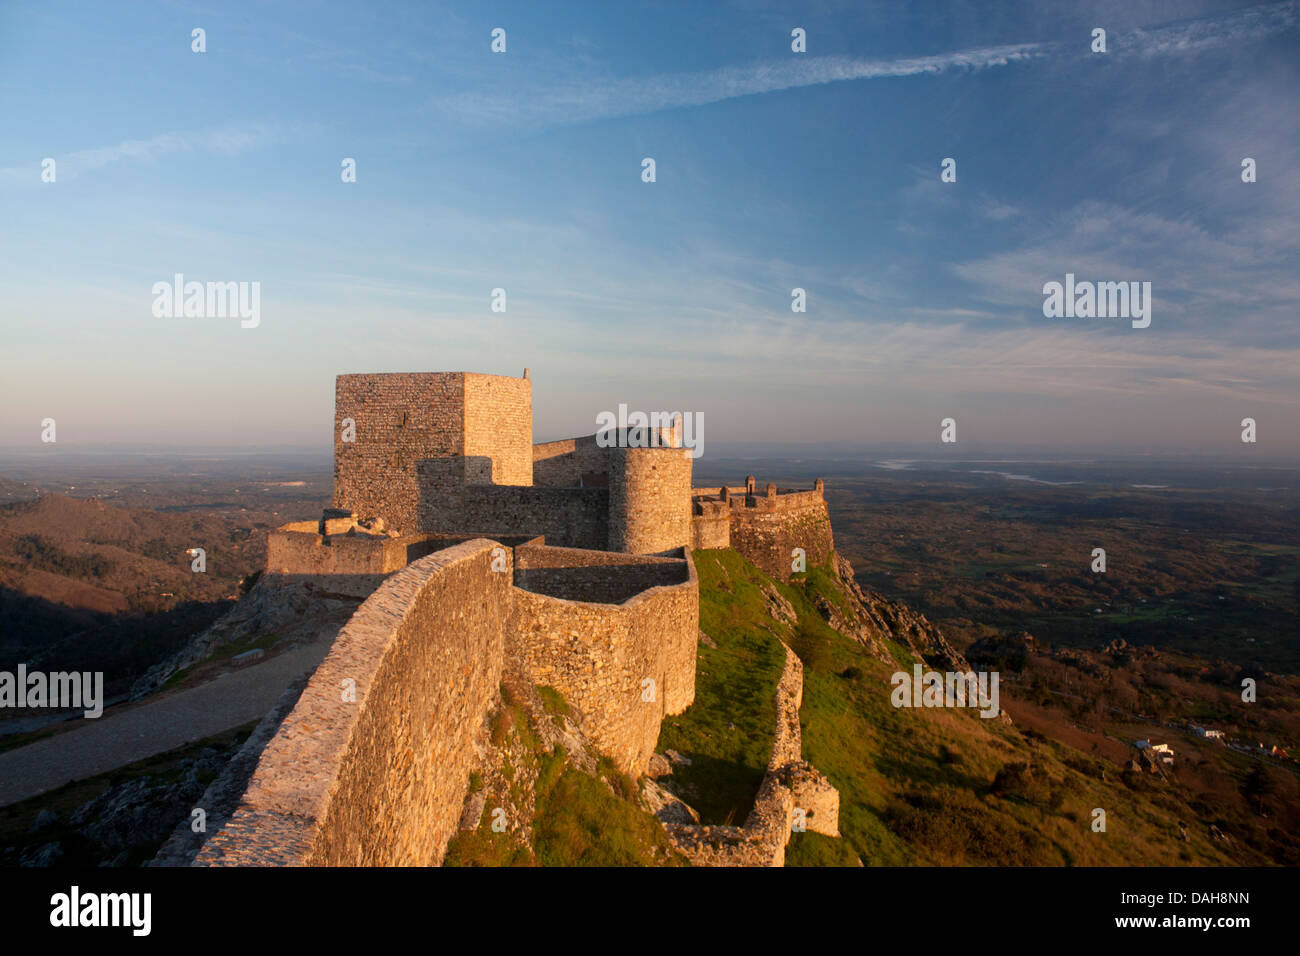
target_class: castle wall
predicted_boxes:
[508,548,698,775]
[193,540,512,866]
[514,544,686,604]
[464,373,532,486]
[655,564,700,716]
[264,526,449,598]
[417,479,609,550]
[334,372,533,533]
[728,490,834,582]
[607,446,693,554]
[532,435,609,487]
[193,535,700,864]
[690,500,732,550]
[266,527,422,576]
[333,373,466,533]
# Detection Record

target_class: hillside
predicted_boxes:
[0,493,268,704]
[472,547,1298,866]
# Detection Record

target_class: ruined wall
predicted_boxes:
[532,434,609,487]
[509,549,698,774]
[607,446,693,554]
[463,373,532,486]
[729,490,834,582]
[666,646,839,866]
[514,544,687,604]
[194,541,511,866]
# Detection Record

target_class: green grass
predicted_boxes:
[459,546,1274,867]
[533,748,683,866]
[785,830,860,866]
[443,687,684,867]
[536,685,571,720]
[655,548,788,824]
[680,549,1250,868]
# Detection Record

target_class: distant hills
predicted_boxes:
[0,493,267,705]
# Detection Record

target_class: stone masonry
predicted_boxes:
[193,538,698,865]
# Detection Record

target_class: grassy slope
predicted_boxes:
[777,557,1249,867]
[656,547,1253,867]
[456,547,1271,866]
[655,548,788,825]
[443,685,683,867]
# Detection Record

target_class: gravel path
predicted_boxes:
[0,641,332,807]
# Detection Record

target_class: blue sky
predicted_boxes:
[1,0,1298,456]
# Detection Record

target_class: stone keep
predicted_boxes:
[334,372,533,533]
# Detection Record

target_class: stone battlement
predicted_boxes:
[689,478,833,580]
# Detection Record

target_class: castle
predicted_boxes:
[268,370,834,582]
[189,371,838,865]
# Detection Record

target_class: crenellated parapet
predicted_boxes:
[690,478,835,580]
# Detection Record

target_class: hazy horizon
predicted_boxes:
[4,441,1300,471]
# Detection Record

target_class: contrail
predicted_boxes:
[432,0,1300,128]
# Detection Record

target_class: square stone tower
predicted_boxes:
[333,371,532,532]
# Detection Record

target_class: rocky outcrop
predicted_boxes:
[826,554,970,672]
[758,581,798,639]
[5,734,250,868]
[967,630,1038,671]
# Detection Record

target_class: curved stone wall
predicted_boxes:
[194,540,512,866]
[190,539,700,865]
[607,446,694,554]
[509,548,698,774]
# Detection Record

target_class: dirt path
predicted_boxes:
[0,641,332,807]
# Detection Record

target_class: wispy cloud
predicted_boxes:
[429,1,1299,130]
[0,122,299,185]
[1114,0,1300,56]
[431,42,1048,128]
